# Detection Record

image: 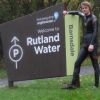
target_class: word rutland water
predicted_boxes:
[26,33,60,54]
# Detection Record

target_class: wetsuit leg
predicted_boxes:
[72,47,88,85]
[89,51,100,87]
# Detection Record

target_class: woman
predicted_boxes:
[63,1,99,89]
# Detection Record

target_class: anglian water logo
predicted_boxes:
[53,12,59,21]
[36,11,60,25]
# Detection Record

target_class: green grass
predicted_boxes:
[0,68,7,79]
[0,75,100,100]
[0,58,100,100]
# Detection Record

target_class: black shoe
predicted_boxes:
[62,84,80,90]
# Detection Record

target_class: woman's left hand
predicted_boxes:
[63,10,68,15]
[88,44,94,52]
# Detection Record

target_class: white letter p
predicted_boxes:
[13,49,19,57]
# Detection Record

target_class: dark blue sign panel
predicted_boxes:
[0,3,66,81]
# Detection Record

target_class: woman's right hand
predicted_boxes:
[88,44,94,52]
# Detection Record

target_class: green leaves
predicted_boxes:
[0,0,96,23]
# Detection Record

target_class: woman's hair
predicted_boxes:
[80,1,92,13]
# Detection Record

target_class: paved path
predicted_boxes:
[80,66,94,75]
[0,78,8,87]
[0,66,96,88]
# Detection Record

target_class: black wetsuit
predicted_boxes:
[68,11,100,87]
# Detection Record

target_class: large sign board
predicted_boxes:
[0,3,81,85]
[0,3,66,82]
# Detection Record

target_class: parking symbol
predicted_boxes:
[9,36,23,69]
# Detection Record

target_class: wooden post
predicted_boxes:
[8,81,14,88]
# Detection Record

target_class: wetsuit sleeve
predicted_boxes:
[90,16,98,45]
[68,11,84,17]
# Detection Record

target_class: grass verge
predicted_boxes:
[0,75,100,100]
